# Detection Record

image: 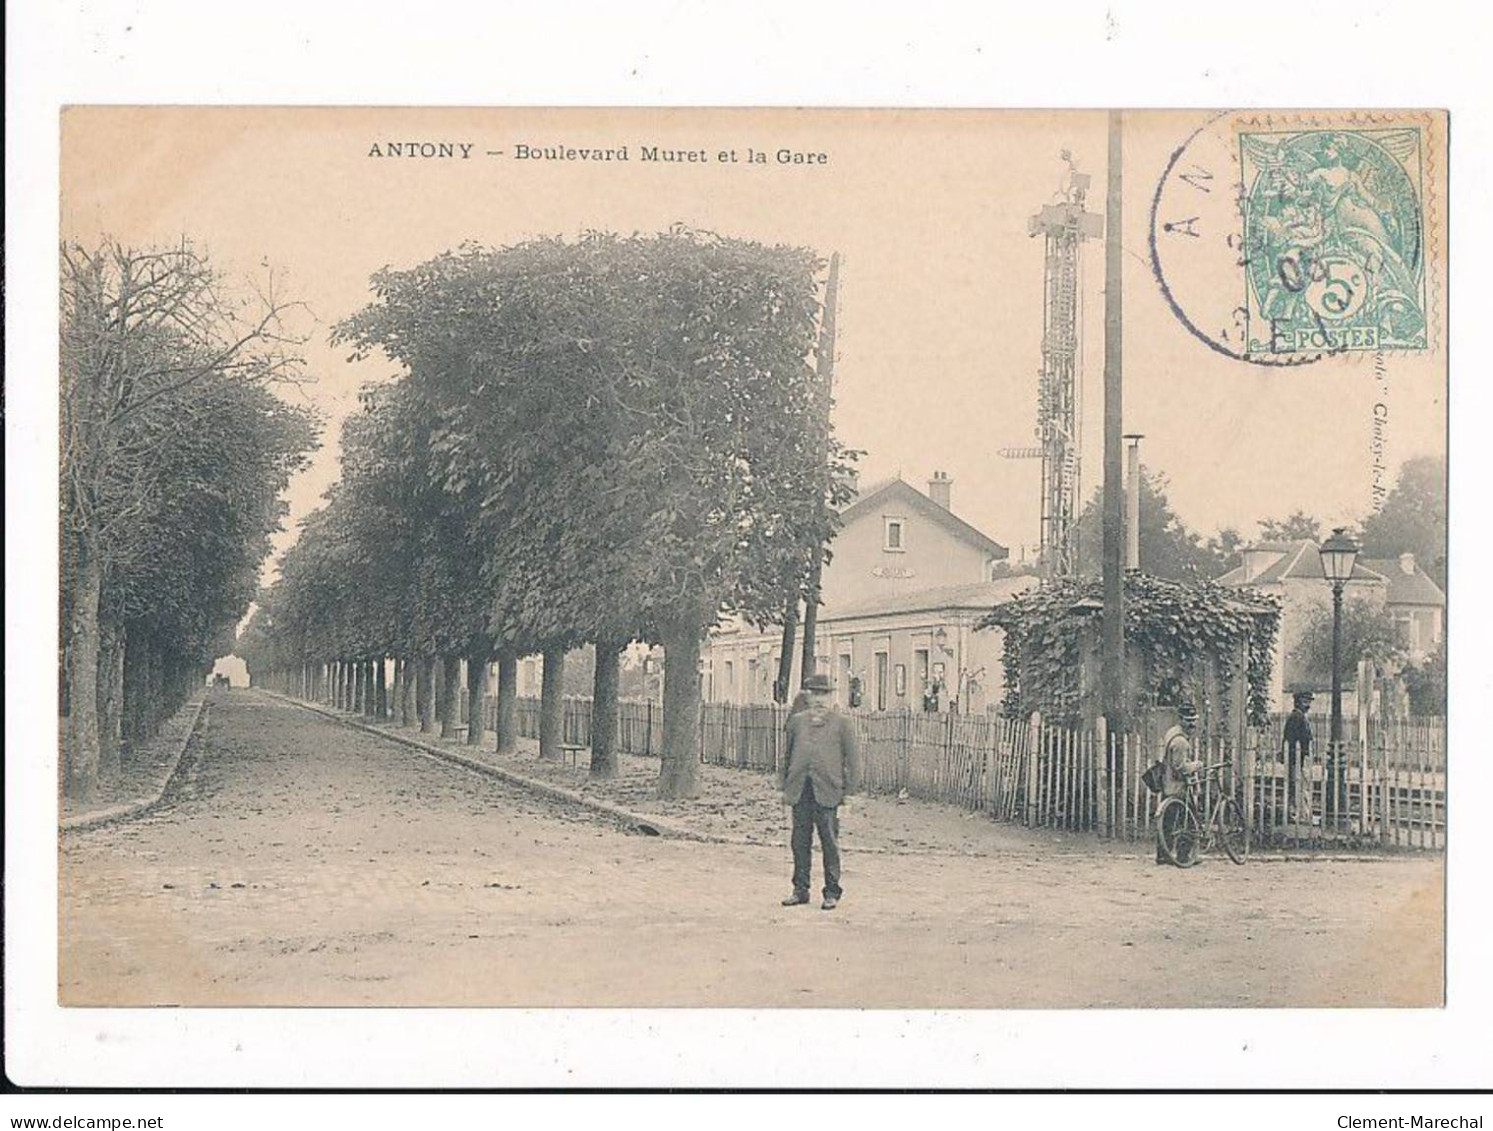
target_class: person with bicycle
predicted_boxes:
[1153,703,1202,865]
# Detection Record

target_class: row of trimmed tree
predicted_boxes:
[60,241,320,801]
[239,229,854,799]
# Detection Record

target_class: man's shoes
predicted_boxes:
[781,892,810,907]
[820,895,839,911]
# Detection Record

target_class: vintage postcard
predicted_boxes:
[56,107,1446,1010]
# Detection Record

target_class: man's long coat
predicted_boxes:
[781,706,862,807]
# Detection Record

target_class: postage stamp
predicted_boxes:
[1239,125,1428,357]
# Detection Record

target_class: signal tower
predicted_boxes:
[1000,152,1104,581]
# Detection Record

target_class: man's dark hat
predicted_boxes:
[801,674,834,693]
[1177,702,1199,719]
[1294,691,1315,704]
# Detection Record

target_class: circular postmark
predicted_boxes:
[1150,112,1430,365]
[1148,112,1321,367]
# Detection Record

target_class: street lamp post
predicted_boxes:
[1319,527,1360,828]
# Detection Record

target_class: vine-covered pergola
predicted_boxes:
[980,573,1280,736]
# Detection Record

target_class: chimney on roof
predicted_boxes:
[927,470,952,510]
[1399,552,1416,576]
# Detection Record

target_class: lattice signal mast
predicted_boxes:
[1002,152,1103,581]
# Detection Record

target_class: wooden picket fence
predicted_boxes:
[485,695,1445,851]
[1248,712,1446,850]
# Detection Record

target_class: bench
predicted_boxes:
[560,743,588,769]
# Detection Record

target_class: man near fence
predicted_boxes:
[780,673,861,910]
[1284,691,1314,824]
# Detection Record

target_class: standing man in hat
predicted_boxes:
[780,673,861,910]
[1284,691,1315,824]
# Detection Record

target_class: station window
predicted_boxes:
[884,517,906,551]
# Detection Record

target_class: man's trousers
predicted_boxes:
[790,779,842,899]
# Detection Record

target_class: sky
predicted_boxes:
[60,107,1447,575]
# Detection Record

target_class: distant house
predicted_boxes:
[1216,540,1445,711]
[705,473,1034,713]
[1357,553,1445,661]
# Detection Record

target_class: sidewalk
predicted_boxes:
[61,692,208,830]
[284,695,1111,859]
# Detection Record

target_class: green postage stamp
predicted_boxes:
[1240,125,1428,356]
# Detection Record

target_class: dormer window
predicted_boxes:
[884,517,906,552]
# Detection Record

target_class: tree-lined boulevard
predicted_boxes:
[237,230,855,800]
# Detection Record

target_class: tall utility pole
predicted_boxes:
[799,252,840,686]
[1101,111,1126,731]
[1003,153,1103,581]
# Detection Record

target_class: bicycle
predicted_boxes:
[1155,761,1249,867]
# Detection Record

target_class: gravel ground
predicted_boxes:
[59,689,1444,1008]
[335,701,1066,856]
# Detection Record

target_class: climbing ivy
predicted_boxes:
[980,573,1279,727]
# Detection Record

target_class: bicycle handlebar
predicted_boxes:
[1181,762,1234,780]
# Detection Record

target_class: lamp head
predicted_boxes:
[1319,527,1360,584]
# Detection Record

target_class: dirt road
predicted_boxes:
[59,691,1443,1007]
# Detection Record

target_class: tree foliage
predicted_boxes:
[60,240,318,799]
[1402,640,1447,715]
[1073,466,1238,582]
[1257,509,1324,543]
[1289,595,1403,690]
[1360,455,1446,588]
[248,229,850,798]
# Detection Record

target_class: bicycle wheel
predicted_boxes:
[1218,796,1249,865]
[1156,796,1203,867]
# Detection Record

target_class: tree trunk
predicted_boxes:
[65,542,104,801]
[539,645,565,760]
[591,638,623,779]
[439,654,462,738]
[418,653,437,734]
[496,651,518,753]
[365,659,379,717]
[801,557,822,685]
[775,592,799,702]
[658,621,703,799]
[390,658,404,724]
[97,621,126,780]
[465,648,488,746]
[401,657,417,727]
